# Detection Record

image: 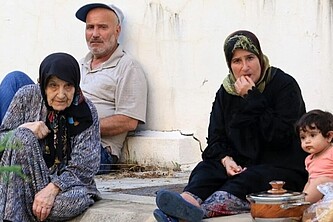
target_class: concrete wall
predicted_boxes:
[1,0,333,158]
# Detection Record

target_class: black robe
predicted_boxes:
[184,67,308,201]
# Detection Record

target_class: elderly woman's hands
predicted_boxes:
[234,75,255,97]
[32,183,60,221]
[221,156,247,176]
[19,121,50,139]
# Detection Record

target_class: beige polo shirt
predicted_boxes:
[80,45,148,158]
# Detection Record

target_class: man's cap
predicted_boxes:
[75,3,124,25]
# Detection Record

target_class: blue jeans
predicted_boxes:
[97,146,119,175]
[0,71,34,124]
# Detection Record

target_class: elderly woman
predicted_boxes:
[153,30,308,221]
[0,53,101,222]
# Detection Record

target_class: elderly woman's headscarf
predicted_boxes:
[39,52,93,174]
[222,30,275,96]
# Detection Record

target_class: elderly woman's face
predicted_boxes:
[45,76,75,111]
[231,49,261,83]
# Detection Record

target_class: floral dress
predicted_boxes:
[0,85,101,222]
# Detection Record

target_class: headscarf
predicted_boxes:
[222,30,275,96]
[39,52,93,174]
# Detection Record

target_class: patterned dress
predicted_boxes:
[0,84,101,222]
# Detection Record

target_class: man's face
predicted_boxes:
[85,8,121,59]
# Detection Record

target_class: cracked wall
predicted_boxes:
[0,0,333,146]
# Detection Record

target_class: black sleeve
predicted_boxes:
[201,68,306,162]
[231,70,305,148]
[202,86,233,161]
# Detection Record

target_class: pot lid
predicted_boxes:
[247,181,305,203]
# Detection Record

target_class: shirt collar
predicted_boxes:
[82,44,125,71]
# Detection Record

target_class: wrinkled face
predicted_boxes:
[231,49,261,83]
[45,76,75,111]
[85,8,121,59]
[299,125,332,154]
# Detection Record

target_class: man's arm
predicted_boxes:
[100,114,138,136]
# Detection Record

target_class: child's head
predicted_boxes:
[296,109,333,154]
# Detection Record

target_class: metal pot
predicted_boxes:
[246,181,311,222]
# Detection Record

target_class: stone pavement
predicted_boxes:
[69,170,253,222]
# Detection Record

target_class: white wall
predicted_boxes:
[1,0,333,148]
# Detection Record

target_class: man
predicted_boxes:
[75,3,148,174]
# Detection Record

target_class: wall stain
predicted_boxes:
[146,1,182,40]
[201,79,208,87]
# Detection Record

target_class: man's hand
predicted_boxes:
[19,121,50,139]
[32,183,60,221]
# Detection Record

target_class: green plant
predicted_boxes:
[0,131,25,179]
[171,161,181,171]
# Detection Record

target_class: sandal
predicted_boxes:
[156,190,204,222]
[153,209,178,222]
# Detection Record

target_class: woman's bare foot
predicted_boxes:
[181,192,200,208]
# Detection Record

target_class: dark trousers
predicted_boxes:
[183,159,307,201]
[97,146,119,175]
[0,71,34,124]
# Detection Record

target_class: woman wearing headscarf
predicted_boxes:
[153,30,308,221]
[0,52,101,222]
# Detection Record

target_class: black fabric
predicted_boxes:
[185,67,308,201]
[184,160,306,201]
[39,52,93,171]
[39,52,93,135]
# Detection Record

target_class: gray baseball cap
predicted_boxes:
[75,3,124,25]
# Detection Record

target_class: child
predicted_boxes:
[296,109,333,203]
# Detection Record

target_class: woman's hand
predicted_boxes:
[19,121,50,139]
[234,75,255,97]
[221,156,246,176]
[32,183,60,221]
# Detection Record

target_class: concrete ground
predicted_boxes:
[69,170,253,222]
